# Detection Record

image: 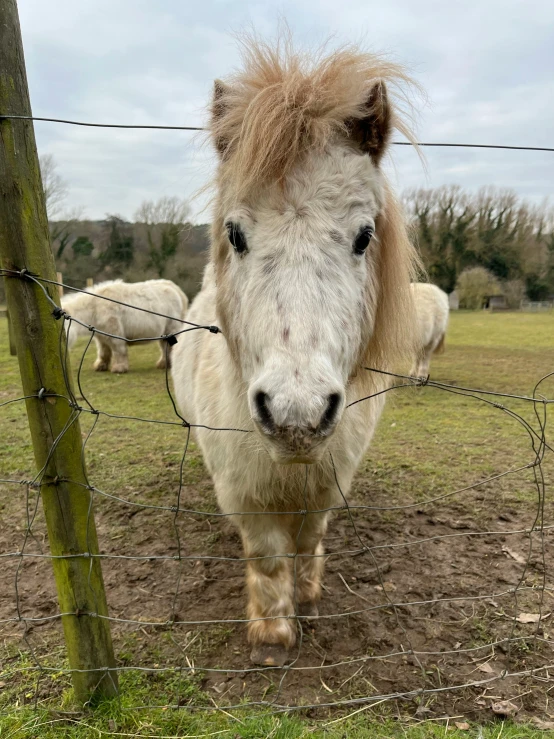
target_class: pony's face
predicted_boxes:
[216,145,385,463]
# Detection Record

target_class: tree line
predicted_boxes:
[4,155,551,310]
[38,155,209,299]
[404,185,554,304]
[51,213,210,300]
[49,182,554,310]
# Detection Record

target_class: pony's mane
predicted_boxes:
[210,35,418,196]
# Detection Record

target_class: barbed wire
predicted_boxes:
[0,270,553,720]
[1,114,554,152]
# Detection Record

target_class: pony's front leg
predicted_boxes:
[156,340,171,370]
[410,356,425,378]
[109,338,129,374]
[293,512,329,618]
[414,348,431,378]
[239,515,296,666]
[93,337,112,371]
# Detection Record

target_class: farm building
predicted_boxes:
[483,294,508,311]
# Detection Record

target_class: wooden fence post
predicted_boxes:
[57,271,64,297]
[0,0,118,703]
[86,278,94,288]
[6,309,17,356]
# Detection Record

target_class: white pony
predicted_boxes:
[62,279,188,373]
[171,38,420,666]
[410,282,449,377]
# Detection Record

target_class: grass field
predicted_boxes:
[1,311,554,738]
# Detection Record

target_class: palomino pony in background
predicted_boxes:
[410,282,449,377]
[62,279,188,373]
[171,38,421,665]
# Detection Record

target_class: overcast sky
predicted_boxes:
[18,0,554,222]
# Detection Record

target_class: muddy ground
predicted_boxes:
[1,465,552,722]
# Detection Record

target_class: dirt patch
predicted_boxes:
[1,468,552,722]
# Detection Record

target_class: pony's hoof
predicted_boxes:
[297,601,319,619]
[110,365,128,374]
[250,644,289,667]
[93,362,108,372]
[156,360,167,370]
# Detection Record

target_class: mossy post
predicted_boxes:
[6,310,17,355]
[0,0,118,703]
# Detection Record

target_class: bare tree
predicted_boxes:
[50,207,86,259]
[404,185,476,292]
[39,153,68,219]
[135,196,191,278]
[39,154,85,258]
[404,185,554,298]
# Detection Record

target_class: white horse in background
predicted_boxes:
[62,279,189,373]
[171,37,421,666]
[410,282,449,378]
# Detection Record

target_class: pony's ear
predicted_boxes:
[348,81,392,165]
[211,79,231,158]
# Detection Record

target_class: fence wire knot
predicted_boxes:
[52,307,66,320]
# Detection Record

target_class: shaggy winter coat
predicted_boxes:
[410,282,449,377]
[62,279,188,373]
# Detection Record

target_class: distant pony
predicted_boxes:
[62,279,188,373]
[410,282,449,378]
[171,36,421,666]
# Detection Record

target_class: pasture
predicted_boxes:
[1,311,553,737]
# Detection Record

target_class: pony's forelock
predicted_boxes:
[210,33,420,198]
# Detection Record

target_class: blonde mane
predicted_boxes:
[210,35,419,197]
[364,184,422,372]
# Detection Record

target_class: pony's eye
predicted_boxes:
[225,222,248,254]
[353,226,374,256]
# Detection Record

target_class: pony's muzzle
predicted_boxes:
[251,389,344,462]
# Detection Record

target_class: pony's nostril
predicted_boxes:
[254,391,275,434]
[318,393,342,435]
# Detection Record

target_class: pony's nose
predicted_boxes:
[253,390,344,436]
[253,391,276,435]
[318,392,342,435]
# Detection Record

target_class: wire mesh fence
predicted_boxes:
[0,267,553,721]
